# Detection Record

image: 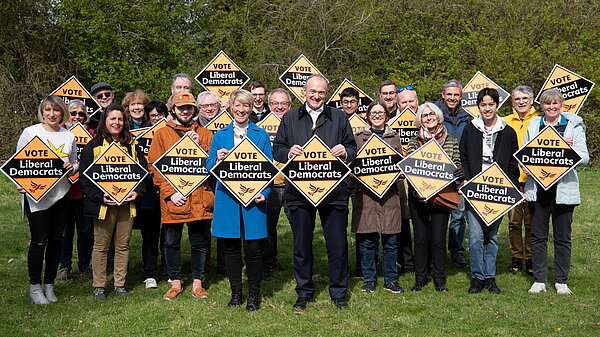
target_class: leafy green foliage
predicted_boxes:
[0,0,598,162]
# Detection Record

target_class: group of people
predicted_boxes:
[17,71,588,311]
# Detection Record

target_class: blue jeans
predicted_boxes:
[466,205,500,280]
[164,220,208,280]
[357,233,398,284]
[448,197,466,255]
[59,199,93,272]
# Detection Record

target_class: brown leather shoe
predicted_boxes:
[192,286,208,299]
[163,287,182,301]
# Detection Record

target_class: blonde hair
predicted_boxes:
[38,95,69,125]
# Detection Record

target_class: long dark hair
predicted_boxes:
[96,104,133,146]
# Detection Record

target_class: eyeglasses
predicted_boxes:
[95,92,113,99]
[149,113,165,119]
[370,111,386,116]
[269,101,290,107]
[199,103,218,109]
[397,86,415,93]
[341,99,358,106]
[69,111,86,117]
[422,111,436,118]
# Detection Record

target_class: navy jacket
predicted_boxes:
[273,104,357,206]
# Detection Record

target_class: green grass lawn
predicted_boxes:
[0,171,599,336]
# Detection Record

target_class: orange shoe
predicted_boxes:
[163,287,182,301]
[192,286,208,299]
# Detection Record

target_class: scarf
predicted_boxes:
[418,124,447,146]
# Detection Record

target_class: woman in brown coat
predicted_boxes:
[351,99,404,294]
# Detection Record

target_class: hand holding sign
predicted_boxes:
[330,144,346,158]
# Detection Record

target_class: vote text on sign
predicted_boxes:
[1,136,69,202]
[387,107,418,157]
[280,135,350,207]
[460,163,524,225]
[279,55,325,102]
[461,72,509,118]
[256,113,281,144]
[210,138,278,207]
[152,135,210,198]
[350,134,403,198]
[50,76,101,117]
[68,123,93,183]
[204,111,233,133]
[348,114,369,136]
[195,51,249,101]
[398,138,457,200]
[83,142,148,205]
[535,64,595,114]
[514,125,582,190]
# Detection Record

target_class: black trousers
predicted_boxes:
[224,237,263,295]
[397,219,414,270]
[264,186,290,270]
[289,204,348,299]
[137,207,161,279]
[25,195,70,284]
[530,186,575,284]
[409,198,449,284]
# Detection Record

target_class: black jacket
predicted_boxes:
[273,104,357,206]
[249,104,270,124]
[459,122,519,186]
[80,136,148,219]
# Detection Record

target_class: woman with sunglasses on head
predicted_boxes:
[351,99,405,294]
[80,104,147,300]
[407,102,462,292]
[524,88,589,295]
[16,95,78,304]
[55,100,95,281]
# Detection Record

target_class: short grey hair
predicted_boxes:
[415,102,444,128]
[67,99,88,123]
[171,73,193,88]
[268,88,292,103]
[539,88,564,105]
[303,74,328,90]
[196,91,221,107]
[442,79,463,93]
[512,85,534,98]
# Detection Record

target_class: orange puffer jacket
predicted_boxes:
[148,120,214,223]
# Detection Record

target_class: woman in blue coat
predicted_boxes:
[206,89,272,311]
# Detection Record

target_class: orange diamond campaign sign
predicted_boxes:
[461,72,509,117]
[514,125,582,190]
[204,111,233,133]
[280,135,351,207]
[327,79,373,117]
[398,139,457,200]
[195,51,250,101]
[279,55,325,102]
[68,123,93,183]
[388,107,418,157]
[350,134,403,198]
[152,135,210,198]
[460,163,524,225]
[535,64,595,114]
[135,118,167,159]
[1,136,68,202]
[210,138,279,207]
[83,142,148,205]
[256,113,281,144]
[49,76,101,117]
[348,114,369,135]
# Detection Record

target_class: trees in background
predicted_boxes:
[1,0,598,161]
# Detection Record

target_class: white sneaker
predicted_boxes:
[43,284,58,302]
[555,283,573,295]
[528,282,547,293]
[144,278,158,289]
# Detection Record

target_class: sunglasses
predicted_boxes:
[95,92,113,99]
[69,111,86,117]
[397,86,415,93]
